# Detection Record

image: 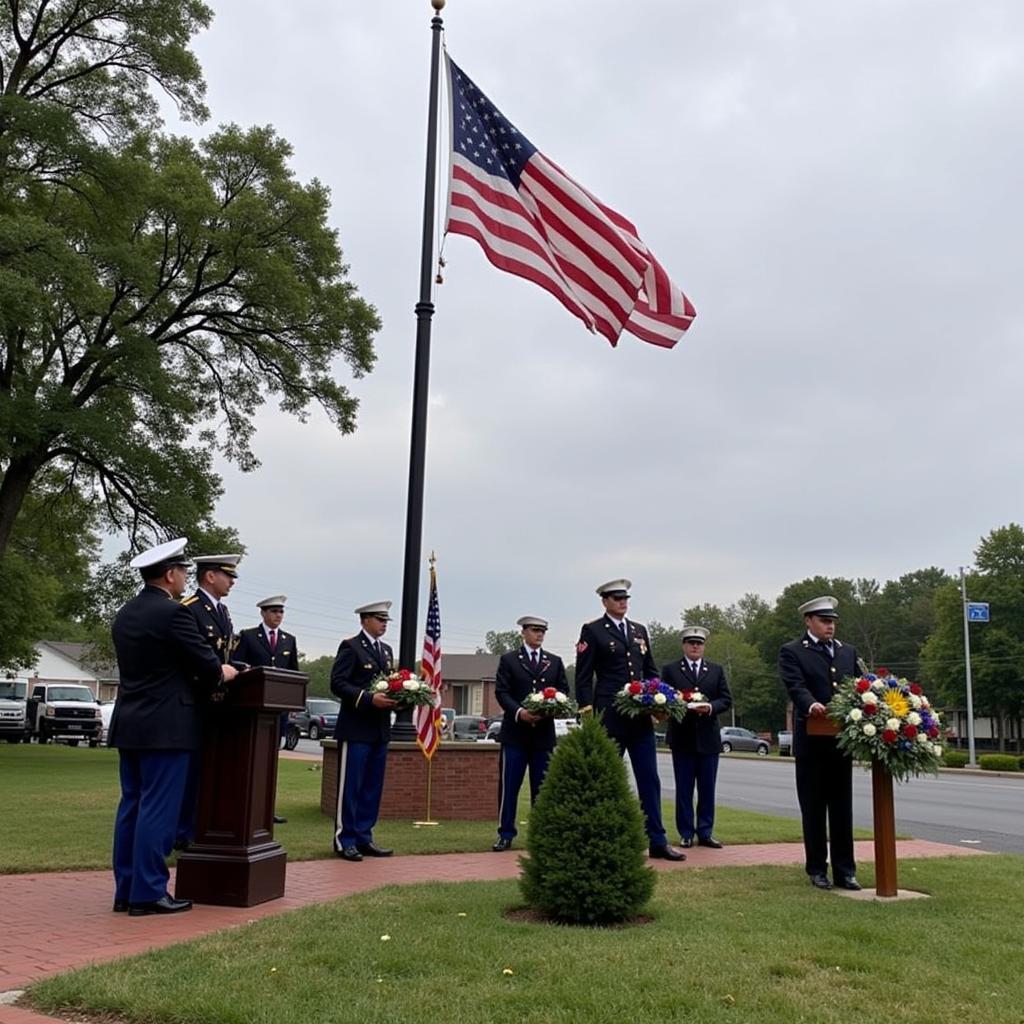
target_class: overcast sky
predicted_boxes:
[172,0,1024,662]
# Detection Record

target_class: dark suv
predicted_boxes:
[288,698,340,744]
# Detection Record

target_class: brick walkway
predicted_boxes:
[0,839,985,1024]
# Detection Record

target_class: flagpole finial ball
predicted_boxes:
[431,0,445,11]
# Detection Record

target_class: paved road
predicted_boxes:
[654,753,1024,854]
[293,739,1023,854]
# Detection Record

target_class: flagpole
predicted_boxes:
[395,0,445,739]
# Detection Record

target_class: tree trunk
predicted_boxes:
[0,454,41,558]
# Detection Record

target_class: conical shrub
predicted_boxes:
[520,714,655,924]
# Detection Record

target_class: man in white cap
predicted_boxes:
[575,580,685,861]
[491,616,569,852]
[108,539,238,915]
[236,596,299,824]
[330,601,398,861]
[662,626,732,849]
[779,595,862,891]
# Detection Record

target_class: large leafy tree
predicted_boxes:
[0,4,380,666]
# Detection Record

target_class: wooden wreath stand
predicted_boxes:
[175,667,307,907]
[806,716,898,897]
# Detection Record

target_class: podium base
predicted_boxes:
[175,843,286,907]
[833,887,930,902]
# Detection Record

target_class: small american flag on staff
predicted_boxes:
[444,54,696,349]
[414,560,444,758]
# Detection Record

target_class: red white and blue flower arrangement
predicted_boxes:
[370,668,436,708]
[613,679,694,722]
[828,670,945,781]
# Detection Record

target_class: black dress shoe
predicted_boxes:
[112,899,129,913]
[809,872,833,890]
[128,895,193,916]
[273,815,287,824]
[649,845,686,861]
[356,842,394,857]
[492,838,513,852]
[836,875,862,891]
[680,838,694,848]
[697,836,724,849]
[337,846,363,862]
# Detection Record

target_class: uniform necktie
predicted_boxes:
[218,604,228,632]
[374,640,382,661]
[530,649,538,669]
[619,621,628,642]
[269,629,277,651]
[691,661,700,677]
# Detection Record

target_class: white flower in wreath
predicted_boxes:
[921,697,931,708]
[555,692,568,703]
[861,692,878,706]
[862,723,877,737]
[653,693,667,705]
[907,711,922,726]
[403,680,419,690]
[916,733,930,745]
[871,680,886,692]
[885,717,900,732]
[372,680,388,692]
[909,694,923,710]
[932,743,943,756]
[848,708,863,722]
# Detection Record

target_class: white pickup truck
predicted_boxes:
[26,682,103,747]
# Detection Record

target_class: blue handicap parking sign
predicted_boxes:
[967,602,990,622]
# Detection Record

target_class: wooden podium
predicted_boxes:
[175,667,307,907]
[806,714,898,897]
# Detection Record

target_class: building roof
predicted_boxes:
[37,642,119,681]
[440,653,499,682]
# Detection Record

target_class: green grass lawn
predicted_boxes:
[0,745,858,873]
[26,855,1024,1024]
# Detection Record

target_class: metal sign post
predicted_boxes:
[959,567,978,767]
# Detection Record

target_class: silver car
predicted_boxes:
[720,726,769,756]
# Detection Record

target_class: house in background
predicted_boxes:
[16,642,119,701]
[441,654,499,718]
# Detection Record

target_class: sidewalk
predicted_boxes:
[0,839,986,1024]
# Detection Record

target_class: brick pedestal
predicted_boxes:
[320,740,499,820]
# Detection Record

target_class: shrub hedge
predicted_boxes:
[978,753,1020,772]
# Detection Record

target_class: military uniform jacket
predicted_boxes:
[495,647,568,750]
[575,616,659,738]
[108,585,224,750]
[662,659,733,756]
[181,590,239,665]
[331,633,394,744]
[235,627,299,671]
[779,635,860,757]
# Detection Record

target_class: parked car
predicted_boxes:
[290,698,340,741]
[451,714,491,741]
[0,680,28,744]
[26,682,102,746]
[483,718,578,743]
[720,726,769,756]
[777,730,793,757]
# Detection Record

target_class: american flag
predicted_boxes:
[444,55,696,349]
[414,562,443,758]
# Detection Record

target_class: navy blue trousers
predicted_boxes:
[496,743,552,840]
[612,730,668,847]
[113,750,190,904]
[671,749,720,841]
[334,740,388,849]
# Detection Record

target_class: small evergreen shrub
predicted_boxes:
[978,753,1020,772]
[942,750,968,768]
[520,714,654,924]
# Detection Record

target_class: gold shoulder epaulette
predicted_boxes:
[181,595,199,606]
